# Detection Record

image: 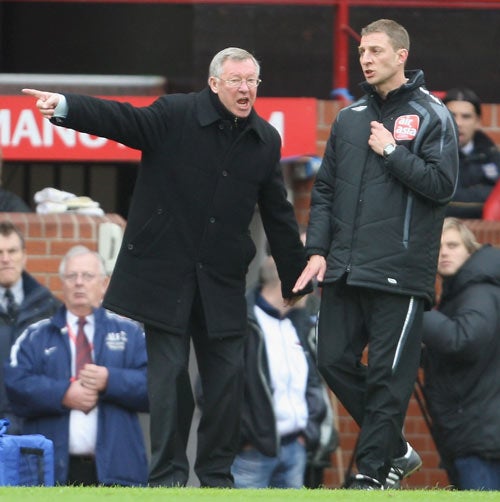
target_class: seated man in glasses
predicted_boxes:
[5,245,149,486]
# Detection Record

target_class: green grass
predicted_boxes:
[0,487,500,501]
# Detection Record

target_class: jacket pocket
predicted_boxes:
[125,208,172,257]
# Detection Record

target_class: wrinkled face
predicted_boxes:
[61,253,108,314]
[208,58,259,118]
[445,100,480,148]
[0,232,26,288]
[438,228,471,277]
[358,32,408,96]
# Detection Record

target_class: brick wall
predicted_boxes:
[293,100,500,488]
[0,212,126,299]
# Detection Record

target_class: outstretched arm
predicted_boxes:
[22,88,62,119]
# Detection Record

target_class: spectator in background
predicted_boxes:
[422,218,500,490]
[232,254,327,489]
[443,87,500,218]
[0,152,31,212]
[297,228,339,489]
[0,221,60,434]
[5,246,149,486]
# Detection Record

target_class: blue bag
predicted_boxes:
[0,418,54,486]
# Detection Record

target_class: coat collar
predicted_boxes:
[52,305,105,331]
[195,87,268,143]
[360,69,426,100]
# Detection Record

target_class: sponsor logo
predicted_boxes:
[44,347,57,356]
[105,331,128,351]
[393,115,420,141]
[352,105,367,112]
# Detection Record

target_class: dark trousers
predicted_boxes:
[67,456,98,486]
[145,290,245,488]
[317,278,423,483]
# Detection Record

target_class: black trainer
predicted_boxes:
[346,473,384,490]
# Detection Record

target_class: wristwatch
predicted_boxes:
[383,143,397,158]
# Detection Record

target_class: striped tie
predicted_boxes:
[75,317,92,378]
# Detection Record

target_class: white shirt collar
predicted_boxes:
[461,140,474,155]
[66,310,95,333]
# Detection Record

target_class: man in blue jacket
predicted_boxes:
[5,245,148,486]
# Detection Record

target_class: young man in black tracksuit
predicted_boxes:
[293,19,459,489]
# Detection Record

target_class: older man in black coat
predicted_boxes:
[24,47,311,488]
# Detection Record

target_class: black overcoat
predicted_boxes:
[53,88,309,337]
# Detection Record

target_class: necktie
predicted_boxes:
[4,289,18,320]
[75,317,92,378]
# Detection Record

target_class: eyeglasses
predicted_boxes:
[216,77,262,88]
[62,272,101,284]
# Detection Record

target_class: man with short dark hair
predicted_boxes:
[0,221,60,433]
[294,19,458,489]
[443,87,500,218]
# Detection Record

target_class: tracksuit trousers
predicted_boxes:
[317,277,424,483]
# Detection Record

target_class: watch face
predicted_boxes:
[384,144,396,157]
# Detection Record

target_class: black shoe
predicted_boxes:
[345,473,384,490]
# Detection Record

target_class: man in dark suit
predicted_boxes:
[24,47,311,488]
[0,221,60,434]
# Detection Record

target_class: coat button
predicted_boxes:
[198,262,203,269]
[209,217,215,223]
[157,208,163,214]
[218,123,224,130]
[127,243,134,250]
[222,170,228,177]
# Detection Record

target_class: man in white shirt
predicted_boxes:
[232,254,326,488]
[5,246,149,486]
